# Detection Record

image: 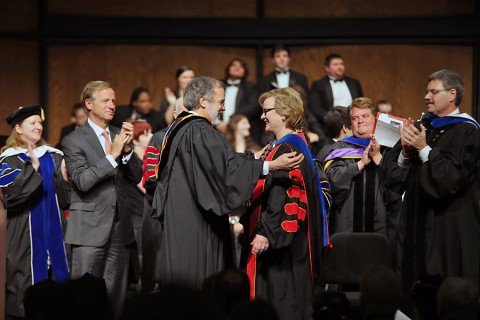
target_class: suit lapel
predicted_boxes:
[323,77,334,107]
[289,71,297,86]
[268,72,278,89]
[345,78,357,97]
[83,122,106,159]
[235,83,245,112]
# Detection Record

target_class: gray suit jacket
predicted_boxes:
[62,122,142,247]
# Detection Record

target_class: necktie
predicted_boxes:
[102,131,112,155]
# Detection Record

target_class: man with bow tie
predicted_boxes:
[220,58,263,144]
[309,53,363,125]
[259,44,309,95]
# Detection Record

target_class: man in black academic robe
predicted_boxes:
[152,76,303,289]
[324,98,401,252]
[381,70,480,316]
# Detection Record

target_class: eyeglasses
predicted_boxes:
[424,89,449,96]
[262,108,276,115]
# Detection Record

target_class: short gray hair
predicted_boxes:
[183,76,224,110]
[428,70,464,106]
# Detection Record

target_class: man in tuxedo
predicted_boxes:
[259,44,309,94]
[220,58,263,144]
[309,53,363,125]
[111,87,163,132]
[62,81,142,318]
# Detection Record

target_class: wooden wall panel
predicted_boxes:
[0,0,37,32]
[48,0,256,18]
[263,45,473,120]
[265,0,475,18]
[0,41,39,138]
[47,45,257,145]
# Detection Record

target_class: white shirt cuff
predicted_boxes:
[263,161,269,175]
[106,154,118,168]
[121,151,133,164]
[397,152,408,167]
[419,146,432,163]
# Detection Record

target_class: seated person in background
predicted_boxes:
[159,65,195,128]
[226,114,261,265]
[56,103,88,149]
[221,58,262,145]
[111,87,163,133]
[226,114,261,154]
[312,291,353,320]
[324,98,401,250]
[317,106,352,163]
[360,265,402,320]
[437,277,478,320]
[376,99,393,114]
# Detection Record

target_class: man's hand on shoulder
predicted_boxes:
[269,151,304,171]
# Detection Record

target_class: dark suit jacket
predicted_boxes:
[111,105,164,133]
[259,70,309,94]
[309,75,363,125]
[62,122,143,247]
[223,80,263,144]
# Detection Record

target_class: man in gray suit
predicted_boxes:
[62,80,142,318]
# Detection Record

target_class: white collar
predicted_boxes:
[0,145,63,160]
[88,118,109,137]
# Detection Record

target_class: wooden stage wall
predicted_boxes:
[41,44,472,146]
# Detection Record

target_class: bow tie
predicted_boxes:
[227,80,241,87]
[331,78,344,83]
[276,70,289,75]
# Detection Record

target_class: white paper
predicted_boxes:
[374,113,404,148]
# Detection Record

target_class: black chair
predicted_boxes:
[323,232,392,306]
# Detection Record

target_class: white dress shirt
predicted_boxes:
[88,118,132,168]
[276,69,290,88]
[224,79,241,123]
[329,77,353,107]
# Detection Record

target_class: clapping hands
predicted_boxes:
[358,135,382,171]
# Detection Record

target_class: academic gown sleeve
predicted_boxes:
[379,142,411,195]
[420,123,480,199]
[1,155,43,214]
[185,121,263,216]
[325,147,362,208]
[254,144,304,249]
[52,153,71,210]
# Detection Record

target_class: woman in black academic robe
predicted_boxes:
[0,105,70,319]
[240,88,331,320]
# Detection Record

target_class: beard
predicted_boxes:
[208,107,222,126]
